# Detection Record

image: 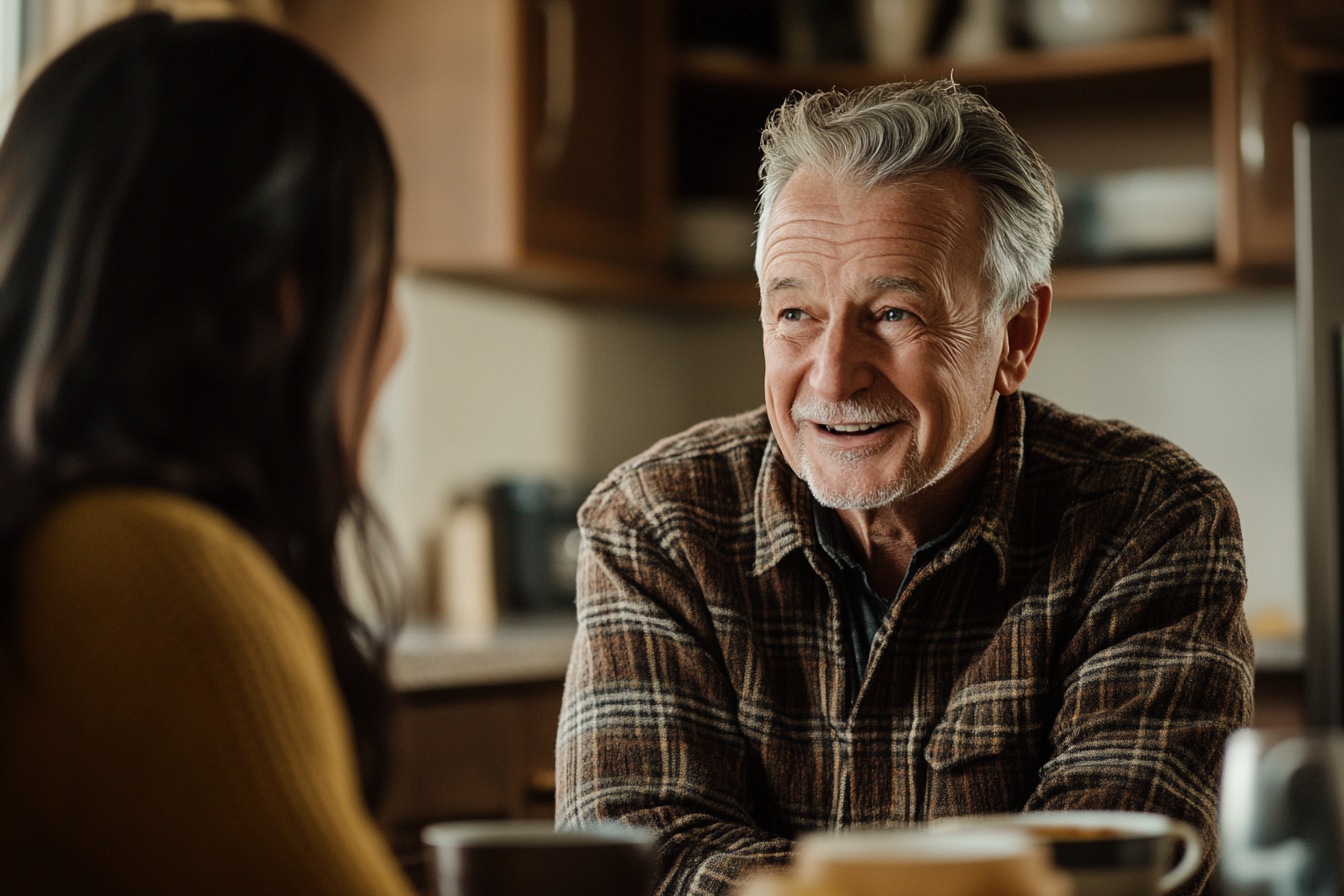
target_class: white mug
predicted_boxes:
[1220,728,1344,896]
[795,827,1072,896]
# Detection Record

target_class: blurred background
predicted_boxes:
[5,0,1340,882]
[3,0,1328,668]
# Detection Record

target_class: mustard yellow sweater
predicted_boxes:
[0,488,416,896]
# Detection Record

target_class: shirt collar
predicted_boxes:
[752,392,1027,588]
[752,434,814,576]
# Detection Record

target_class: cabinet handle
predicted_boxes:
[1239,56,1270,177]
[534,0,575,170]
[526,767,557,803]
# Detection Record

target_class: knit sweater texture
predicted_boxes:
[0,487,415,896]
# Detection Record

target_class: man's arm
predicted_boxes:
[1026,479,1255,895]
[556,481,792,896]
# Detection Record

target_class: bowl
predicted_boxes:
[1025,0,1176,49]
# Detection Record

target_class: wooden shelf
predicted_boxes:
[679,33,1215,93]
[662,260,1290,308]
[1052,261,1238,300]
[1285,43,1344,73]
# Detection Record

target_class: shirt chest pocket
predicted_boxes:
[921,679,1047,817]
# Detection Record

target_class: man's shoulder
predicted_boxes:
[579,407,773,530]
[1020,392,1232,509]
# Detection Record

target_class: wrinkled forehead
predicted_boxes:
[757,167,996,320]
[760,168,985,259]
[757,165,986,269]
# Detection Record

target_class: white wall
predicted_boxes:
[365,276,1302,642]
[1025,289,1301,638]
[361,274,763,599]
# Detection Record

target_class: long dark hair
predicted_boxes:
[0,13,403,806]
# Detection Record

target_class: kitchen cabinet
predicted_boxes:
[285,0,671,299]
[672,0,1344,303]
[1254,670,1305,730]
[287,0,1342,306]
[377,679,565,891]
[1214,0,1344,277]
[374,623,575,889]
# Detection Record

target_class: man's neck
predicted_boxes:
[834,423,997,598]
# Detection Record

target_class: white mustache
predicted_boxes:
[790,394,914,427]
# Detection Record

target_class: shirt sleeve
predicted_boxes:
[11,492,417,896]
[1024,478,1255,896]
[556,479,793,896]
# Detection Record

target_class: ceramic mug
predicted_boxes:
[1219,728,1344,896]
[936,810,1203,896]
[794,827,1072,896]
[421,820,654,896]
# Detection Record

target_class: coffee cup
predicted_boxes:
[794,827,1072,896]
[421,820,654,896]
[737,875,848,896]
[934,811,1203,896]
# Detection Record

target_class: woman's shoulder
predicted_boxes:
[17,487,315,666]
[31,486,254,555]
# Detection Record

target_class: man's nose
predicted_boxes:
[808,319,875,401]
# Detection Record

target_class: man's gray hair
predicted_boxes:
[755,80,1062,316]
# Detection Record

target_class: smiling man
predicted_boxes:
[557,81,1252,896]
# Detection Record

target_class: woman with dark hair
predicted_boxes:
[0,12,416,895]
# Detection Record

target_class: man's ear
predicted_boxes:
[995,282,1052,396]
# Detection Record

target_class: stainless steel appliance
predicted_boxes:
[1295,123,1344,726]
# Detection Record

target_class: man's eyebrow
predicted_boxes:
[765,277,803,293]
[872,276,928,296]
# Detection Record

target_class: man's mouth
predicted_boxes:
[818,422,894,435]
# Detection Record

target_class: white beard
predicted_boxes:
[790,393,991,510]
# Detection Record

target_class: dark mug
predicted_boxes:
[421,820,655,896]
[934,811,1203,896]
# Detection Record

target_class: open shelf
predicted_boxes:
[679,33,1215,93]
[1051,261,1257,300]
[669,31,1249,309]
[662,260,1288,309]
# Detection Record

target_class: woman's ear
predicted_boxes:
[995,282,1052,396]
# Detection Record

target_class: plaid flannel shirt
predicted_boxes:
[557,392,1254,896]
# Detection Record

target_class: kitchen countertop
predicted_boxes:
[389,618,578,691]
[388,619,1303,692]
[1252,635,1304,674]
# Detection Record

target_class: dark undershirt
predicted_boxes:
[813,501,972,694]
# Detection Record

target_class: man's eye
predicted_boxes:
[782,309,805,322]
[881,308,909,322]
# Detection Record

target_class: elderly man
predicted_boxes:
[556,81,1252,896]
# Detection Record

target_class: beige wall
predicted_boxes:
[1026,289,1301,641]
[361,274,763,598]
[365,276,1301,640]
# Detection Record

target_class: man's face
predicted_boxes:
[759,167,1007,510]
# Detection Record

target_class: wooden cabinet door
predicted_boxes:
[286,0,668,285]
[1214,0,1344,278]
[520,0,670,270]
[376,681,565,888]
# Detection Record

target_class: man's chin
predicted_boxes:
[790,429,931,509]
[798,457,930,510]
[805,475,915,510]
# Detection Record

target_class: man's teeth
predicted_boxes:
[823,423,883,433]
